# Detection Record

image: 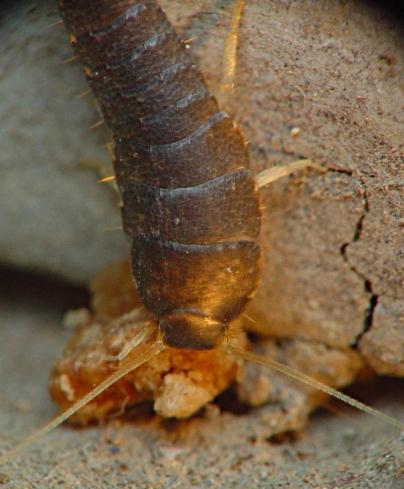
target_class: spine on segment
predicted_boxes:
[59,0,261,330]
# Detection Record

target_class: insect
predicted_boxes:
[0,0,403,466]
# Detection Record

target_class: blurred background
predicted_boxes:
[0,1,403,487]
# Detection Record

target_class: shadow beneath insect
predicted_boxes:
[309,375,404,426]
[65,384,255,443]
[0,264,89,313]
[72,374,404,434]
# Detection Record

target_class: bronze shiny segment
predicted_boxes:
[159,312,226,350]
[131,236,261,323]
[122,170,260,243]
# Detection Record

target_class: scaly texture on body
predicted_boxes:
[59,0,261,349]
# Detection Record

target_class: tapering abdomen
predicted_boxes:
[59,0,261,349]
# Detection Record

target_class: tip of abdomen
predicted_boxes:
[159,310,227,350]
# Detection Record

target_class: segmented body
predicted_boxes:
[59,0,261,349]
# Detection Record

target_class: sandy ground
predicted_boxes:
[0,1,403,487]
[0,269,403,489]
[1,0,403,375]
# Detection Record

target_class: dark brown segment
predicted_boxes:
[91,64,218,141]
[119,86,218,144]
[87,32,185,90]
[65,2,214,142]
[137,87,217,144]
[60,0,249,184]
[131,236,261,322]
[74,5,168,66]
[59,0,262,350]
[60,1,157,37]
[114,114,249,188]
[122,170,260,243]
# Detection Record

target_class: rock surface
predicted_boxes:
[0,271,403,488]
[0,0,126,282]
[49,261,362,422]
[0,1,403,382]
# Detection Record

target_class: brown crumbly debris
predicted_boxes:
[49,261,243,424]
[50,260,364,424]
[238,338,363,409]
[89,260,143,319]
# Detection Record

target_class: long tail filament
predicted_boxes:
[0,338,164,465]
[1,333,403,465]
[225,342,404,431]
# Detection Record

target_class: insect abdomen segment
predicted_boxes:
[132,238,260,349]
[122,170,260,243]
[59,0,261,349]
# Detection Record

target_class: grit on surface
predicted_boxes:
[0,271,403,489]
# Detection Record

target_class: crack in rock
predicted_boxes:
[339,177,379,348]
